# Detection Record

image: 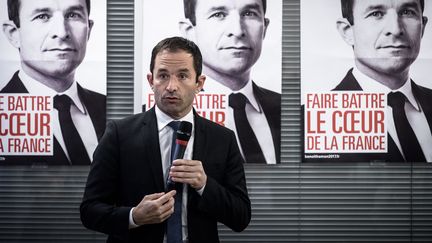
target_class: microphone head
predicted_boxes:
[176,121,192,142]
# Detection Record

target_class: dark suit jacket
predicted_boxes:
[80,108,251,243]
[0,71,106,165]
[303,69,432,162]
[252,82,281,164]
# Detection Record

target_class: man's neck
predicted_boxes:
[355,61,410,90]
[21,64,74,93]
[203,65,250,91]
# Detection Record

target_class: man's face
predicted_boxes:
[191,0,268,77]
[16,0,92,80]
[350,0,427,76]
[147,50,205,119]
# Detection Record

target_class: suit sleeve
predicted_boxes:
[197,131,251,232]
[80,121,131,241]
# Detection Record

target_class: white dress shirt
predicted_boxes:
[204,77,276,164]
[353,67,432,161]
[18,70,98,162]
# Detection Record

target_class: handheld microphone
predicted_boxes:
[167,121,192,188]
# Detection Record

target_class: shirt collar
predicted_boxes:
[352,67,420,111]
[203,75,260,112]
[155,105,195,132]
[18,69,86,114]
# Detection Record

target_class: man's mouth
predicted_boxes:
[380,44,410,49]
[46,48,76,52]
[221,46,251,50]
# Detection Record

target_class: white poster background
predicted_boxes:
[135,0,282,113]
[0,0,107,95]
[301,0,432,105]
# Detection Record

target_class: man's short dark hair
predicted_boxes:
[341,0,425,25]
[150,36,203,80]
[184,0,267,26]
[7,0,91,28]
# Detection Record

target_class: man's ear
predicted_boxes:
[336,18,354,46]
[87,19,94,40]
[179,18,196,41]
[196,74,206,92]
[2,20,20,49]
[421,16,428,37]
[147,73,154,89]
[262,18,270,39]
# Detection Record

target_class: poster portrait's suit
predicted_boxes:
[80,107,251,243]
[0,71,106,165]
[303,69,432,162]
[251,81,281,163]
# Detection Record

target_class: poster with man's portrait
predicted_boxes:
[0,0,107,165]
[301,0,432,162]
[135,0,283,164]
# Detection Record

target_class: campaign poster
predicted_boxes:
[301,0,432,162]
[0,0,107,165]
[136,0,282,164]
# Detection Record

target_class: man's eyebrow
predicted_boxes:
[399,2,421,11]
[363,4,386,13]
[67,5,86,13]
[30,8,51,16]
[205,6,228,14]
[241,3,263,12]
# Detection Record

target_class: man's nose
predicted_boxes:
[166,77,179,92]
[226,14,246,37]
[50,14,70,40]
[384,11,404,36]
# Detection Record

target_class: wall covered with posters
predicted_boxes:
[0,0,431,242]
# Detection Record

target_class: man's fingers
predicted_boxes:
[142,192,165,203]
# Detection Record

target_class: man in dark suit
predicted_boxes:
[80,37,250,242]
[0,0,106,165]
[180,0,281,164]
[304,0,431,162]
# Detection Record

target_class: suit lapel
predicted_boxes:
[192,111,206,163]
[142,108,165,192]
[252,82,281,163]
[412,81,432,134]
[1,71,29,93]
[77,83,106,140]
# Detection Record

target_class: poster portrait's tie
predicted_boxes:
[229,93,266,163]
[387,92,426,162]
[166,121,183,243]
[54,95,91,165]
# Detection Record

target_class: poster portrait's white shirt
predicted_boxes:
[129,107,204,243]
[18,70,98,162]
[353,67,432,161]
[204,77,276,164]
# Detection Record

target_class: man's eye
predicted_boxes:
[159,74,169,80]
[34,14,50,20]
[209,12,226,19]
[243,11,258,17]
[401,9,417,17]
[367,11,384,18]
[67,12,81,19]
[178,74,188,80]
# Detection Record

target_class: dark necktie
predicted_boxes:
[166,121,183,243]
[54,95,91,165]
[229,93,266,163]
[387,92,426,162]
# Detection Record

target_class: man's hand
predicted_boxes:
[132,190,176,225]
[169,159,207,190]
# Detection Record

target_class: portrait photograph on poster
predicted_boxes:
[301,0,432,162]
[0,0,107,165]
[136,0,282,164]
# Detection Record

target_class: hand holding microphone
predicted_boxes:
[168,121,207,190]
